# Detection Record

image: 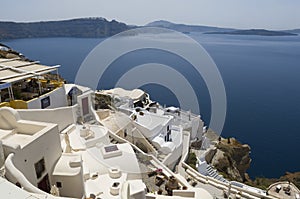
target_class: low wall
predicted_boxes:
[162,144,182,169]
[5,153,46,195]
[107,129,190,188]
[27,86,68,109]
[5,153,75,199]
[18,105,77,132]
[182,162,277,199]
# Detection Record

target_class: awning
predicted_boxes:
[0,58,60,84]
[0,82,11,90]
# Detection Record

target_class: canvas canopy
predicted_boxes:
[0,58,59,84]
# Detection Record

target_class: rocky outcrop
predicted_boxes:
[205,137,251,182]
[0,43,28,60]
[280,172,300,188]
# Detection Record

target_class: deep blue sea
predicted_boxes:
[3,33,300,179]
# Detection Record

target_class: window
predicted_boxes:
[35,158,46,179]
[56,182,62,188]
[38,174,50,193]
[41,96,50,109]
[104,145,118,153]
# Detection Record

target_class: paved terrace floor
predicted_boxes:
[267,182,300,199]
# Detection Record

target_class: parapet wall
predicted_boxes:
[18,105,77,132]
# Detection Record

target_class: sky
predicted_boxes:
[1,0,300,30]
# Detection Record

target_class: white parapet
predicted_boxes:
[0,141,4,168]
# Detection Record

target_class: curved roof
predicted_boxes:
[101,87,145,101]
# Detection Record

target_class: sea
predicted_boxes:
[3,33,300,179]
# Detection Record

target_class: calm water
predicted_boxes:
[3,33,300,178]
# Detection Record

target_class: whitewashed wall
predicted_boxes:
[3,124,62,189]
[27,87,68,109]
[18,105,77,132]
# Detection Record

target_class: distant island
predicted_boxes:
[146,20,298,36]
[146,20,234,33]
[205,29,297,36]
[0,18,298,39]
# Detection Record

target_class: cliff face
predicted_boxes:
[205,137,251,182]
[203,134,300,189]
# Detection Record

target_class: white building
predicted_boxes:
[0,54,215,198]
[164,107,205,140]
[99,88,148,108]
[0,107,62,195]
[0,107,148,198]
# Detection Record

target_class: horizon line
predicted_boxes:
[0,17,299,31]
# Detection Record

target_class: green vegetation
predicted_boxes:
[280,172,300,189]
[186,152,197,170]
[245,173,300,190]
[94,93,113,110]
[246,177,278,190]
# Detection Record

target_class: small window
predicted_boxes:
[35,158,46,179]
[104,145,118,153]
[41,96,50,109]
[56,182,62,188]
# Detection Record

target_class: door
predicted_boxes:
[38,174,50,193]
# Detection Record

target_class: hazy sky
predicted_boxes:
[1,0,299,30]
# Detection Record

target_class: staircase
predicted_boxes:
[206,164,228,183]
[131,127,159,156]
[109,136,119,144]
[157,153,167,162]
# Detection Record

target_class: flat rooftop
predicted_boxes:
[0,58,59,84]
[0,120,57,148]
[100,87,145,101]
[0,177,52,199]
[62,124,144,197]
[134,111,172,131]
[268,182,300,199]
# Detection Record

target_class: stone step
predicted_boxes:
[207,167,213,172]
[208,170,214,175]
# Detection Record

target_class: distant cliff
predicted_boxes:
[0,18,131,39]
[146,20,234,33]
[146,20,299,36]
[1,18,299,39]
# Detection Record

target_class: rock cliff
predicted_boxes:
[205,137,251,182]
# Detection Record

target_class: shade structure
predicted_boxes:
[0,58,59,84]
